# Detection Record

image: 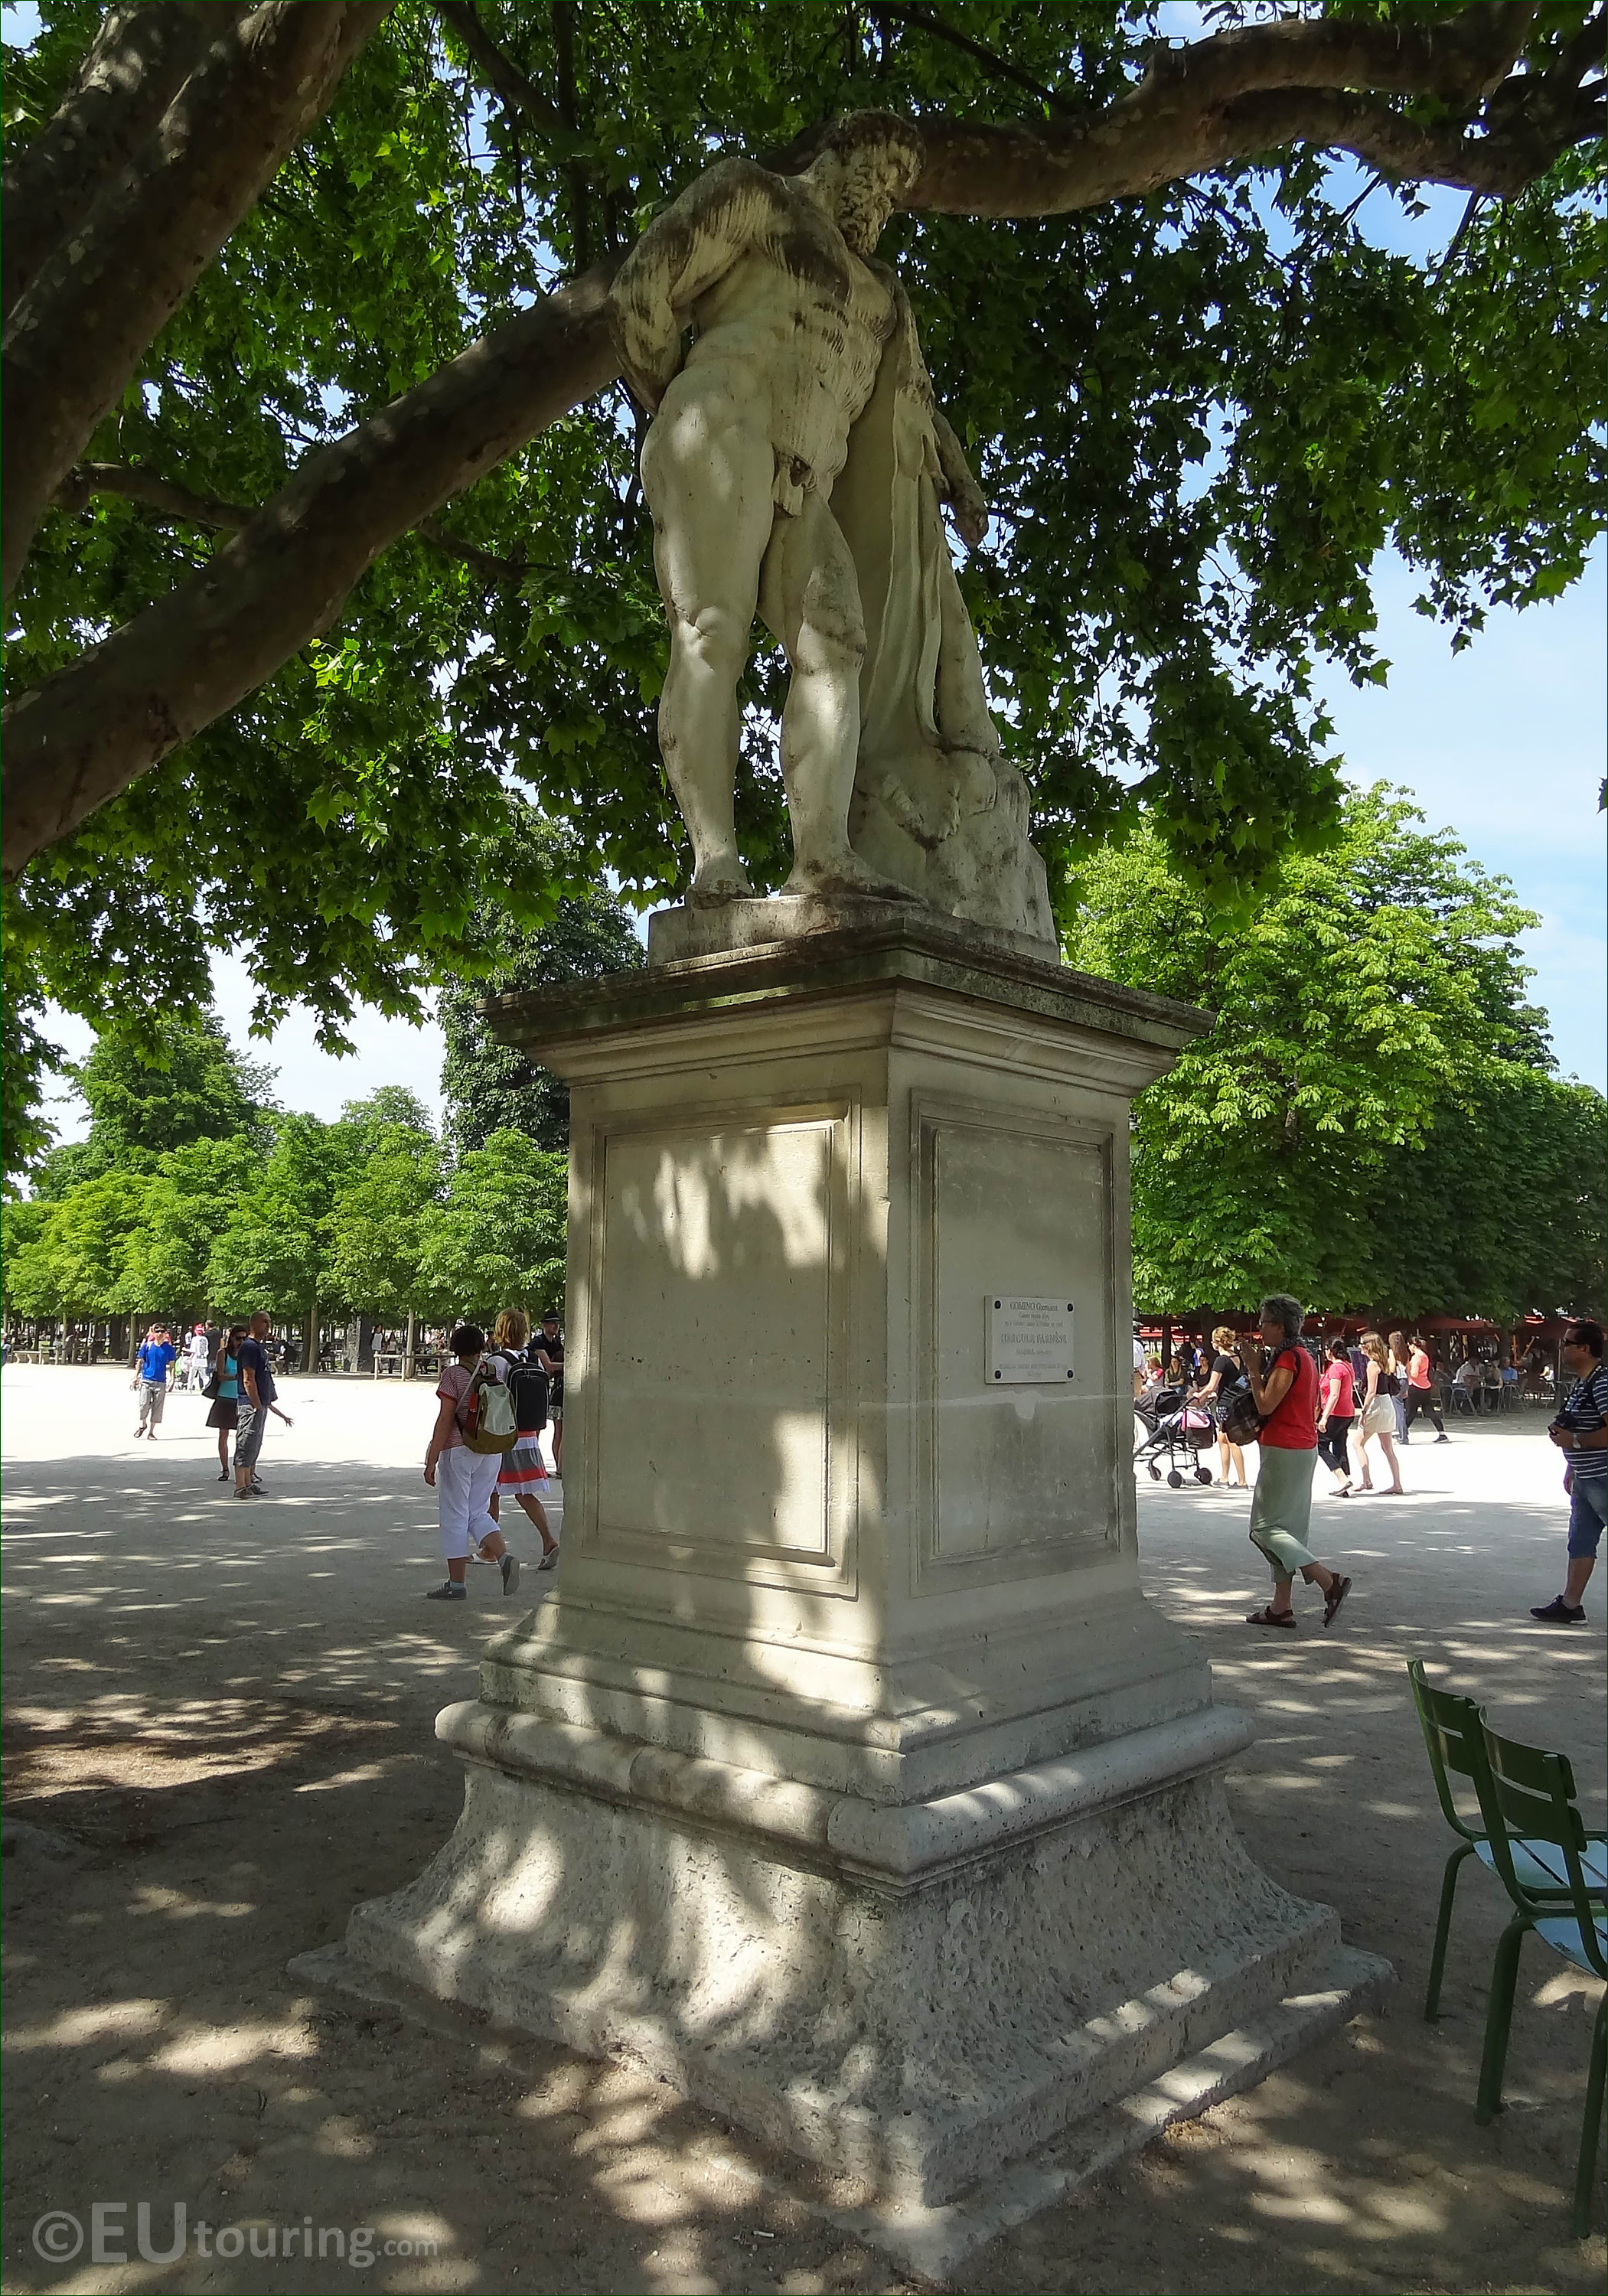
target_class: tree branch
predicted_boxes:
[5,4,1595,875]
[2,3,246,321]
[55,460,254,530]
[435,0,566,139]
[56,458,533,578]
[876,5,1073,116]
[3,269,618,876]
[2,2,393,602]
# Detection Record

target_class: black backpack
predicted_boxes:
[504,1349,550,1433]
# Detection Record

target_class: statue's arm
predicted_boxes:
[608,156,786,411]
[931,407,989,550]
[885,276,989,549]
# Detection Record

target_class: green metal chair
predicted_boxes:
[1407,1658,1606,2021]
[1471,1717,1607,2239]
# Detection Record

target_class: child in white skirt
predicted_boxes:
[484,1309,560,1569]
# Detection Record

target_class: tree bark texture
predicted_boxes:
[2,1,394,601]
[2,3,1598,874]
[1,2,243,320]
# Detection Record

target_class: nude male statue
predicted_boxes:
[610,115,984,905]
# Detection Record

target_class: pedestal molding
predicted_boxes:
[436,1698,1254,1892]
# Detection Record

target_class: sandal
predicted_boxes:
[1323,1574,1353,1628]
[1246,1606,1297,1629]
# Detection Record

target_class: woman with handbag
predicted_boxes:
[1345,1331,1405,1496]
[204,1324,247,1481]
[1199,1324,1251,1489]
[1235,1295,1353,1631]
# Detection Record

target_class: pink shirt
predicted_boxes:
[435,1362,475,1450]
[1320,1360,1355,1417]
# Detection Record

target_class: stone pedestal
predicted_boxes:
[333,915,1388,2251]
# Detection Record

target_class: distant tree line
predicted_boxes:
[5,804,1600,1350]
[1064,791,1606,1322]
[0,888,644,1360]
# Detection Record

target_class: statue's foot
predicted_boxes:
[784,851,919,905]
[687,854,754,907]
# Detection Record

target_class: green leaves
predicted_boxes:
[3,2,1601,1182]
[417,1130,567,1322]
[1062,788,1603,1313]
[439,872,644,1155]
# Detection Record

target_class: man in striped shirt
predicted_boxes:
[1531,1319,1607,1625]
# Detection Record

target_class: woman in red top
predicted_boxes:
[1316,1339,1356,1492]
[1235,1295,1353,1631]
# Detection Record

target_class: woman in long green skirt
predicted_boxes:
[1235,1294,1354,1632]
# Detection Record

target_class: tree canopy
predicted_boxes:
[1063,789,1606,1317]
[1,1091,569,1342]
[440,879,644,1153]
[1,2,1601,1179]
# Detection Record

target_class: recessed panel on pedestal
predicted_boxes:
[589,1103,851,1580]
[915,1100,1116,1583]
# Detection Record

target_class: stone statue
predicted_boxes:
[609,113,1054,947]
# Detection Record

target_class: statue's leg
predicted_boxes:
[641,413,774,902]
[760,495,912,902]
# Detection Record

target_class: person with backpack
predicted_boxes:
[422,1322,520,1602]
[484,1309,560,1570]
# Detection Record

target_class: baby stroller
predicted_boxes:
[1133,1383,1217,1486]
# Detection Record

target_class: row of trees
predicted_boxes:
[1,882,643,1350]
[1066,793,1606,1319]
[2,797,1600,1339]
[1,1095,566,1365]
[2,3,1601,1164]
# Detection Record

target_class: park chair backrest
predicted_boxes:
[1476,1720,1606,1980]
[1407,1657,1487,1844]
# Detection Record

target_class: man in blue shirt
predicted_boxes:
[233,1312,292,1496]
[133,1326,177,1438]
[1532,1320,1608,1625]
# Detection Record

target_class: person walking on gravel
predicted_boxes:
[484,1309,560,1569]
[533,1309,566,1476]
[1531,1319,1607,1626]
[1401,1332,1448,1445]
[206,1323,246,1480]
[422,1323,520,1603]
[234,1313,292,1496]
[1236,1294,1352,1632]
[132,1325,176,1437]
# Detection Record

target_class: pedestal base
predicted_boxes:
[339,1707,1389,2219]
[325,929,1392,2269]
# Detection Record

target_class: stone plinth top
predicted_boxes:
[647,891,1058,967]
[485,903,1214,1062]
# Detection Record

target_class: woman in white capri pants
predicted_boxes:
[422,1323,520,1602]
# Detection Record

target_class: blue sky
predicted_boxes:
[25,6,1606,1131]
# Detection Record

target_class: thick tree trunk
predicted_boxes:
[1,3,241,320]
[302,1300,320,1379]
[405,1306,416,1381]
[2,2,392,600]
[0,268,617,875]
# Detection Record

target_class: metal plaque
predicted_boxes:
[987,1296,1075,1384]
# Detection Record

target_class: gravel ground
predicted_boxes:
[2,1364,1602,2294]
